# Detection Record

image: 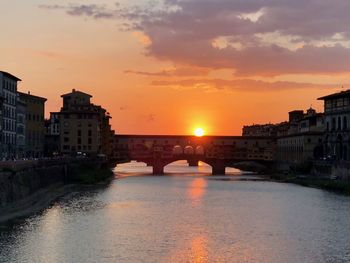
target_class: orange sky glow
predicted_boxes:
[1,1,350,135]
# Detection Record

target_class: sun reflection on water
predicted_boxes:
[187,177,208,205]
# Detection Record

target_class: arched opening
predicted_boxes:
[336,134,343,160]
[343,145,348,161]
[113,161,153,175]
[172,145,183,155]
[343,116,348,131]
[163,160,212,174]
[195,145,205,155]
[184,146,194,155]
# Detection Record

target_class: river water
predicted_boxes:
[1,161,350,263]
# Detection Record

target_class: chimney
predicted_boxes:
[28,91,30,95]
[72,89,76,92]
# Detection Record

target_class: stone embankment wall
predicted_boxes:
[0,158,112,209]
[312,160,350,180]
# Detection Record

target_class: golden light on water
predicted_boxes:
[194,128,205,137]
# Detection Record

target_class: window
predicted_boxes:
[88,138,92,144]
[88,130,92,136]
[77,138,81,144]
[77,130,82,136]
[64,137,69,142]
[343,116,348,130]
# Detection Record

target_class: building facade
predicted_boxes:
[0,71,21,159]
[19,92,47,158]
[16,98,26,158]
[0,96,4,153]
[44,112,60,156]
[57,89,113,157]
[242,124,277,137]
[318,90,350,160]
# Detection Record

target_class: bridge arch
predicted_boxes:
[184,146,194,155]
[172,145,183,155]
[163,159,213,173]
[195,145,205,155]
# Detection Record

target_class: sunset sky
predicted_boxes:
[2,0,350,135]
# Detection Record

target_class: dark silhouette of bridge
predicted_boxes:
[111,135,276,175]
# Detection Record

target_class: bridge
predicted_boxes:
[111,135,276,175]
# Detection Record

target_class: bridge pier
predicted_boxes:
[212,161,226,175]
[152,163,165,175]
[188,160,199,167]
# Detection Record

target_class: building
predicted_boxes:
[242,124,277,137]
[18,92,47,158]
[244,107,324,170]
[298,108,325,133]
[47,112,60,135]
[318,90,350,160]
[276,108,324,170]
[57,89,113,157]
[0,71,21,159]
[288,110,305,134]
[0,96,4,152]
[277,133,324,165]
[44,112,61,156]
[16,98,26,158]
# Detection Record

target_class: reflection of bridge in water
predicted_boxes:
[112,135,276,175]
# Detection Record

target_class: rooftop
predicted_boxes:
[318,89,350,100]
[18,91,47,102]
[61,89,92,98]
[0,71,21,81]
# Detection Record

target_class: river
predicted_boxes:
[1,161,350,263]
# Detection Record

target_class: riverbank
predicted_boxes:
[0,176,114,225]
[0,158,115,224]
[267,174,350,195]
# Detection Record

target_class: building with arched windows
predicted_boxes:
[318,90,350,161]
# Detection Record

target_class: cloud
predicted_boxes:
[40,0,350,76]
[120,0,350,76]
[151,78,343,92]
[39,3,118,19]
[124,66,210,77]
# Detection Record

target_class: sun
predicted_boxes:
[194,128,205,137]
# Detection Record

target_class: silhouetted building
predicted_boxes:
[318,90,350,160]
[0,71,21,159]
[276,109,324,170]
[57,89,113,157]
[19,92,47,158]
[0,96,4,151]
[298,108,325,133]
[16,98,26,158]
[288,110,305,135]
[44,112,60,156]
[242,124,277,137]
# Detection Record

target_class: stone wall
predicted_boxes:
[0,158,112,209]
[0,165,67,208]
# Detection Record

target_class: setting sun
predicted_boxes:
[194,128,205,137]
